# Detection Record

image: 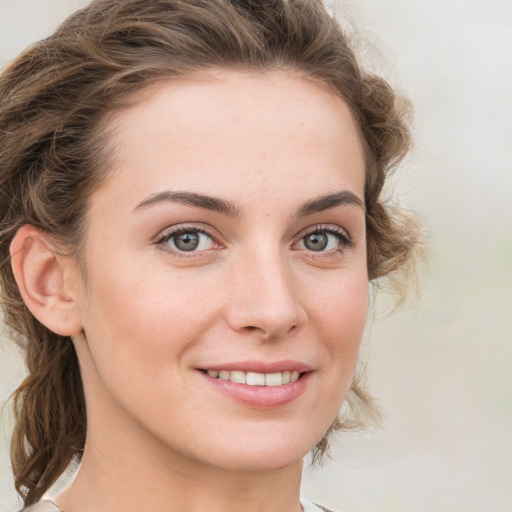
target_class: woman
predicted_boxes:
[0,0,421,511]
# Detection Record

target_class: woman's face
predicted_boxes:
[71,70,368,472]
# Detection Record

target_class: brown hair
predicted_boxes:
[0,0,421,504]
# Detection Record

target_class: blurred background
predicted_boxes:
[1,1,511,511]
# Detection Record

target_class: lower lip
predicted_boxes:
[200,371,312,409]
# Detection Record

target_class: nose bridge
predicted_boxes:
[227,241,306,339]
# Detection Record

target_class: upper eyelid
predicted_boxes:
[154,225,221,258]
[154,223,218,243]
[294,224,353,243]
[153,222,353,248]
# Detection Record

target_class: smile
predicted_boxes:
[199,364,312,409]
[204,369,301,386]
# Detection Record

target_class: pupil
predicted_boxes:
[175,232,199,251]
[305,233,328,251]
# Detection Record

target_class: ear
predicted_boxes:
[10,225,83,336]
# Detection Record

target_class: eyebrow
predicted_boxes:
[133,191,241,217]
[295,191,365,217]
[133,190,364,217]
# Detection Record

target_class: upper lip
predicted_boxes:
[198,360,312,374]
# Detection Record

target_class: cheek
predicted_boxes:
[311,271,368,343]
[78,261,218,370]
[312,272,368,390]
[295,273,368,444]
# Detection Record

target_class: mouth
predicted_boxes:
[199,369,304,387]
[197,362,312,408]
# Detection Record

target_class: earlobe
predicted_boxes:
[10,225,83,336]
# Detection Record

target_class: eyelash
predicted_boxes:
[294,225,354,255]
[154,224,219,258]
[154,224,353,258]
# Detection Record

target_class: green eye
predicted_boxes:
[160,228,215,252]
[297,228,352,252]
[173,232,200,251]
[303,233,329,251]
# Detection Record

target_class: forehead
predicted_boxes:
[97,69,365,210]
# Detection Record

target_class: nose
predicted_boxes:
[226,248,307,340]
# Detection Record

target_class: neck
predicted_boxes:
[56,411,304,512]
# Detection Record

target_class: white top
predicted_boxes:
[20,501,60,512]
[301,493,334,511]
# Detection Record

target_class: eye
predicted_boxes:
[295,227,352,253]
[157,227,217,253]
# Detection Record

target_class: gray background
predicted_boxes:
[1,1,511,511]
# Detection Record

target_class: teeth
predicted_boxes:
[206,369,303,386]
[265,373,282,386]
[246,372,265,386]
[230,371,246,384]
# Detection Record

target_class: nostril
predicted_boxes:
[242,325,266,334]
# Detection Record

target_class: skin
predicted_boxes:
[13,70,368,512]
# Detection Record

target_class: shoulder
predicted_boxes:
[18,501,62,512]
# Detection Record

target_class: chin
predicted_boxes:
[183,424,325,473]
[205,447,307,473]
